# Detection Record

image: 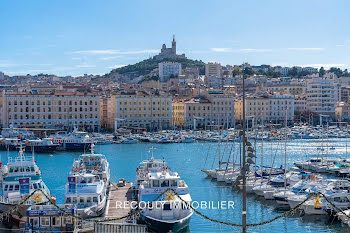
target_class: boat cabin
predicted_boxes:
[25,204,75,233]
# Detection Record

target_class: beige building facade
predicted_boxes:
[2,91,101,131]
[115,94,172,131]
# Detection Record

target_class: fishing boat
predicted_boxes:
[0,146,51,222]
[134,152,193,233]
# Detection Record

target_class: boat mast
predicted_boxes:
[284,111,287,190]
[241,64,247,233]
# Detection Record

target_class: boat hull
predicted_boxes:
[142,214,191,233]
[25,145,60,153]
[63,142,91,151]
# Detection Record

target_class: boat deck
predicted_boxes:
[105,182,134,222]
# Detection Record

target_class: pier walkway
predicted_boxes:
[104,182,134,222]
[78,182,147,232]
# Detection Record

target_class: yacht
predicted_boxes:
[50,127,93,151]
[0,147,51,220]
[134,156,193,233]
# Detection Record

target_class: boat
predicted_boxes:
[24,138,60,152]
[64,173,107,218]
[0,146,51,222]
[70,144,110,184]
[64,144,110,218]
[134,154,193,233]
[50,127,93,151]
[1,126,34,140]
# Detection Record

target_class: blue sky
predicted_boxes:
[0,0,349,76]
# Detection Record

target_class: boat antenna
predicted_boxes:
[91,143,95,154]
[32,144,35,162]
[150,146,155,159]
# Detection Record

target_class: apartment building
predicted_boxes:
[264,83,305,95]
[172,98,211,129]
[204,90,235,128]
[306,78,337,118]
[235,94,294,125]
[2,90,101,131]
[115,93,172,131]
[158,62,182,82]
[172,91,235,129]
[294,95,307,113]
[335,102,350,122]
[205,62,222,77]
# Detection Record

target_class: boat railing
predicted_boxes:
[8,156,34,163]
[0,196,33,205]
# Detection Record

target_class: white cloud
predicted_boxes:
[211,48,231,52]
[75,64,96,68]
[239,48,273,53]
[336,44,345,47]
[72,49,158,55]
[99,56,122,61]
[0,63,17,68]
[287,47,324,51]
[211,48,273,53]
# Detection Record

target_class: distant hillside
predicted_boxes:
[106,57,205,80]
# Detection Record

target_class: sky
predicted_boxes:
[0,0,349,76]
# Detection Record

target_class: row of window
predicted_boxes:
[29,216,72,228]
[65,195,102,204]
[119,108,170,111]
[9,114,99,120]
[119,101,170,105]
[3,182,43,192]
[8,100,98,106]
[9,107,98,112]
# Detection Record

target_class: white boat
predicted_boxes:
[134,156,193,233]
[302,193,350,215]
[64,144,110,218]
[70,144,110,184]
[0,146,51,221]
[64,173,107,218]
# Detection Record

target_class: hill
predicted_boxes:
[106,56,205,80]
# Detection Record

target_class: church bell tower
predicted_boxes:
[171,35,176,54]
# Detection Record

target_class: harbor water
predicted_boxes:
[3,138,350,232]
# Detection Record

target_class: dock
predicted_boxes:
[105,182,134,222]
[77,182,147,233]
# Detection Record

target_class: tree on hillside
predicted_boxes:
[329,67,343,77]
[287,67,298,77]
[319,67,325,77]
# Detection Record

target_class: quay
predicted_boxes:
[77,181,147,233]
[104,182,134,221]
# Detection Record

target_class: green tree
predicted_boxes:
[287,67,298,77]
[329,67,343,77]
[243,67,254,75]
[319,67,325,77]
